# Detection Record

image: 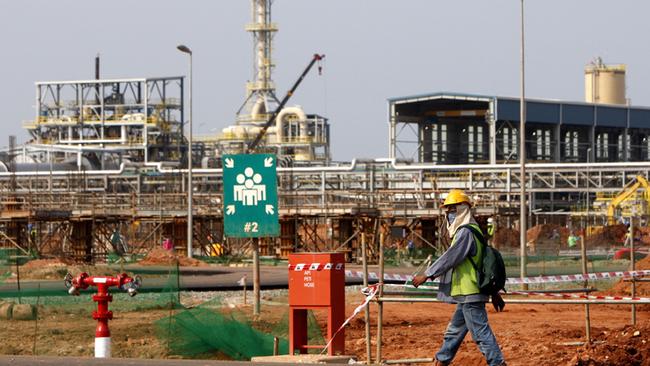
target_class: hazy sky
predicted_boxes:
[1,1,649,161]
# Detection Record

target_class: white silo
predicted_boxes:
[584,57,627,105]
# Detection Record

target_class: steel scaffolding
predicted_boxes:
[2,160,650,262]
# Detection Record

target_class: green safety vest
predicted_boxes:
[450,223,483,296]
[568,236,578,247]
[487,224,495,237]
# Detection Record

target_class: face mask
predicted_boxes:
[446,211,457,225]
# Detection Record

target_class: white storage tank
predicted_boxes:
[584,57,626,105]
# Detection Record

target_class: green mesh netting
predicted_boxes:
[156,304,288,360]
[0,258,325,360]
[0,249,16,283]
[153,275,326,360]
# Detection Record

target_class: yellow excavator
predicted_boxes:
[606,175,650,225]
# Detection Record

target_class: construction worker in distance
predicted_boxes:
[486,217,496,245]
[624,221,632,247]
[412,189,506,366]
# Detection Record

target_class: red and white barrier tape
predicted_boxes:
[340,268,650,285]
[385,283,439,290]
[289,262,650,285]
[507,290,650,302]
[504,270,650,285]
[320,284,379,355]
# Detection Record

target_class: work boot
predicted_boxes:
[433,359,449,366]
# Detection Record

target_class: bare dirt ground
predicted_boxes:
[0,307,169,358]
[16,259,118,280]
[2,256,650,365]
[342,255,650,365]
[344,298,650,366]
[138,247,208,267]
[0,293,647,365]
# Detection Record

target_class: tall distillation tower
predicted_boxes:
[239,0,279,124]
[217,0,330,162]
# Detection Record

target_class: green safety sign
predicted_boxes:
[222,153,279,237]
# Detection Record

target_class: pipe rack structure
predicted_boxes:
[2,160,650,262]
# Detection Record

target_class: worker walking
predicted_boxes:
[624,222,632,247]
[412,189,506,366]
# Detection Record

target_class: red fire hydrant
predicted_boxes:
[64,272,141,358]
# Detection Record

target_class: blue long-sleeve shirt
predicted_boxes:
[424,227,488,303]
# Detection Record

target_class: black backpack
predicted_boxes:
[460,224,507,295]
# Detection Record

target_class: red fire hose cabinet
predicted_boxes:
[288,252,345,355]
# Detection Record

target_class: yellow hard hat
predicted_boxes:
[442,189,471,207]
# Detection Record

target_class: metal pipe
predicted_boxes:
[143,79,149,164]
[37,77,157,86]
[630,216,637,325]
[11,155,650,179]
[517,288,595,294]
[149,158,359,175]
[253,238,260,315]
[383,287,596,296]
[376,232,384,364]
[380,290,437,296]
[255,159,358,173]
[624,278,650,283]
[384,357,435,365]
[519,0,528,291]
[361,233,371,365]
[375,158,650,172]
[177,44,193,259]
[275,107,307,143]
[376,297,650,305]
[273,336,279,356]
[0,163,126,177]
[580,235,591,343]
[187,51,193,259]
[58,139,129,144]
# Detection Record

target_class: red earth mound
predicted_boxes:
[585,224,627,247]
[637,226,650,246]
[495,224,628,251]
[602,255,650,298]
[570,322,650,366]
[138,247,208,267]
[20,258,71,271]
[492,227,520,249]
[526,224,567,243]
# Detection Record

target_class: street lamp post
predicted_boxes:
[177,44,193,259]
[584,146,592,342]
[519,0,527,286]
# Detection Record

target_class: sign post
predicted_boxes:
[223,153,279,315]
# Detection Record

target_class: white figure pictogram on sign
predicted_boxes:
[234,167,267,206]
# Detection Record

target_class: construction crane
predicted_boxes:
[607,175,650,225]
[246,53,325,153]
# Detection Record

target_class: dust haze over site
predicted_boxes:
[1,1,649,161]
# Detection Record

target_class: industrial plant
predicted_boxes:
[3,32,649,262]
[0,2,649,364]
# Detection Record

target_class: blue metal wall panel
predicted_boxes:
[497,99,560,124]
[496,99,519,121]
[596,107,627,127]
[527,102,560,124]
[630,109,650,129]
[562,105,594,126]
